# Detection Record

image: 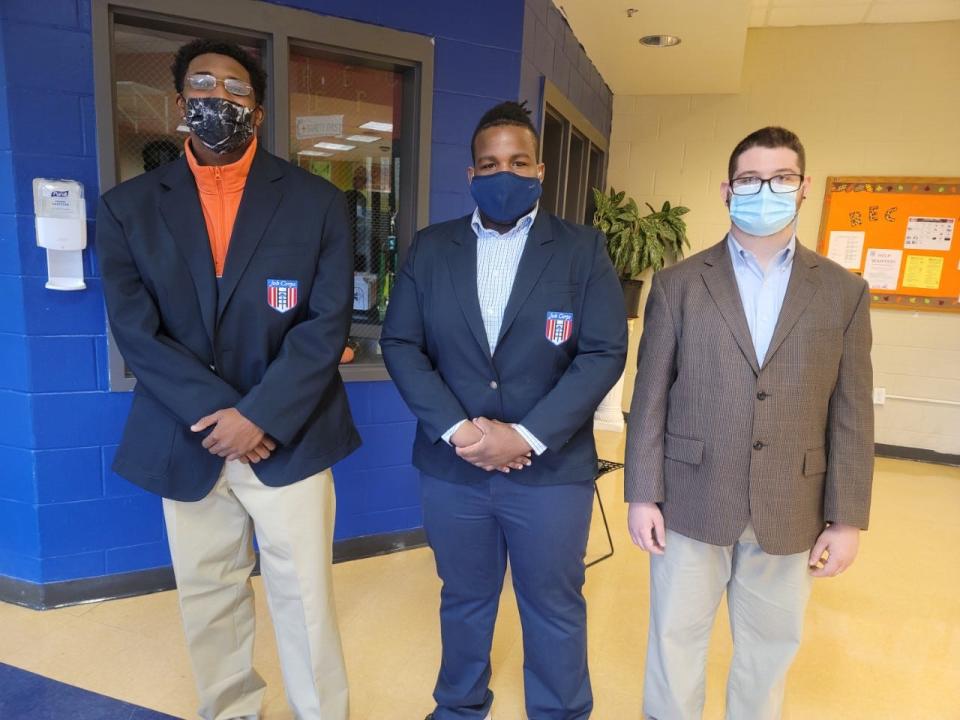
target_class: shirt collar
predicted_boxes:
[471,203,539,240]
[727,231,796,271]
[184,136,258,194]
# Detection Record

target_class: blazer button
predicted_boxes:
[757,391,768,400]
[489,380,499,390]
[753,441,765,451]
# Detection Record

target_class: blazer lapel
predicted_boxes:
[216,148,284,320]
[495,212,555,350]
[446,219,494,361]
[700,239,760,375]
[158,158,217,346]
[761,243,821,368]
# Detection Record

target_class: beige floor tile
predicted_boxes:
[1,437,957,720]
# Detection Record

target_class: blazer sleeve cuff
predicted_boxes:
[513,424,547,456]
[441,420,468,446]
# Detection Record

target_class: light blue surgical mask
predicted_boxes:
[729,185,799,237]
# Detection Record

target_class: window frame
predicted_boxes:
[537,80,608,224]
[92,0,433,388]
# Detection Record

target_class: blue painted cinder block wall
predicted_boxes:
[519,0,612,137]
[0,0,608,587]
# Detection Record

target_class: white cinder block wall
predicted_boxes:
[609,22,960,455]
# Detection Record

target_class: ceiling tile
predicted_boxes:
[766,4,869,26]
[750,6,769,25]
[769,0,868,6]
[866,0,960,24]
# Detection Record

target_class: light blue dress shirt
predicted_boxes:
[726,232,796,366]
[442,206,546,455]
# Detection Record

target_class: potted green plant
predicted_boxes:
[592,187,690,317]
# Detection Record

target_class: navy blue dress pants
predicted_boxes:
[420,471,595,720]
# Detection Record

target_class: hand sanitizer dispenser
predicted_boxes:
[33,178,87,291]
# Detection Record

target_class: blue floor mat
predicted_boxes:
[0,663,183,719]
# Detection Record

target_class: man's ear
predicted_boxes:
[720,180,732,207]
[466,166,475,184]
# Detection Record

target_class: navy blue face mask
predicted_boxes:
[470,171,543,225]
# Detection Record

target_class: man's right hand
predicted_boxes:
[451,421,531,473]
[628,502,667,554]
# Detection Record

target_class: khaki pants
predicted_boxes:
[162,461,348,720]
[643,524,812,720]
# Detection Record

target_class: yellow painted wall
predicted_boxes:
[609,21,960,454]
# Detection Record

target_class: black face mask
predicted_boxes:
[183,96,255,154]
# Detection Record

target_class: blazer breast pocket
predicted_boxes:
[540,283,580,343]
[256,245,314,259]
[541,281,581,295]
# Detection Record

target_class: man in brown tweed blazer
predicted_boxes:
[624,127,874,720]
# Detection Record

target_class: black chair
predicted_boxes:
[586,459,623,568]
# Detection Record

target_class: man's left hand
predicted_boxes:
[456,417,532,472]
[808,523,860,577]
[192,408,266,461]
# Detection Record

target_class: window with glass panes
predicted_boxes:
[93,0,432,388]
[537,92,608,226]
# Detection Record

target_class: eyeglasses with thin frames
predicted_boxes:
[185,73,254,98]
[729,174,803,196]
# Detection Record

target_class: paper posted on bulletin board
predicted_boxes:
[817,177,960,313]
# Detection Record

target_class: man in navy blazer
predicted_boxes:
[381,102,627,720]
[96,41,358,720]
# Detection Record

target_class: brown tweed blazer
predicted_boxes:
[624,238,874,555]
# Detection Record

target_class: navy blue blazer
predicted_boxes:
[96,146,361,501]
[380,211,628,485]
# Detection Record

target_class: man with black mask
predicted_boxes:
[96,40,359,720]
[381,101,627,720]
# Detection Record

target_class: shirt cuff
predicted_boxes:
[513,424,547,456]
[442,420,468,446]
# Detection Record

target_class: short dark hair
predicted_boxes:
[171,39,267,104]
[471,101,539,162]
[728,126,805,179]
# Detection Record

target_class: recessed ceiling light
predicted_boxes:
[298,150,333,157]
[359,121,393,132]
[346,134,380,143]
[314,142,355,151]
[640,34,681,47]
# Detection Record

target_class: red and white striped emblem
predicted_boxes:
[267,279,299,313]
[545,311,573,345]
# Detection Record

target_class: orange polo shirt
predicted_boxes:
[184,137,258,277]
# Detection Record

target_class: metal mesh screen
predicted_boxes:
[289,47,403,367]
[112,24,263,184]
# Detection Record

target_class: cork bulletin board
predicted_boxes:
[816,176,960,313]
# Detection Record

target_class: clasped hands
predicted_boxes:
[190,409,534,471]
[451,417,533,473]
[191,408,275,464]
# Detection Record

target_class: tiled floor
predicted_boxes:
[0,662,180,719]
[0,432,958,719]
